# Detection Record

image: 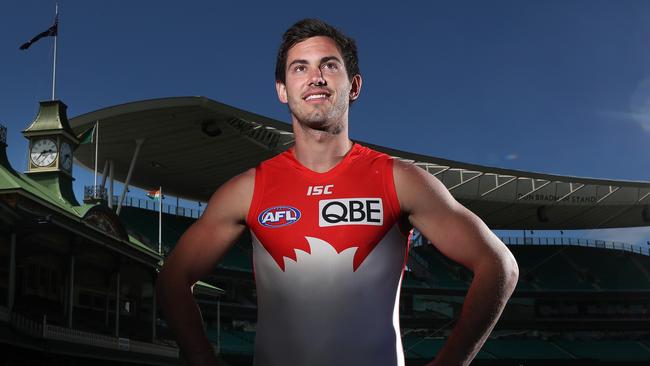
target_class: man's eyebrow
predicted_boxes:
[320,56,342,64]
[287,56,343,69]
[287,59,308,69]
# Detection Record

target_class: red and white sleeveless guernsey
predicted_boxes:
[246,143,410,366]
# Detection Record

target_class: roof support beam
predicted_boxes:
[638,190,650,203]
[100,159,109,190]
[116,139,145,215]
[552,186,622,228]
[517,179,551,201]
[108,160,114,209]
[556,183,585,202]
[596,186,620,204]
[414,162,450,177]
[448,171,484,191]
[480,176,517,197]
[429,166,449,177]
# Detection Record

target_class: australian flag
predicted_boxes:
[19,15,58,50]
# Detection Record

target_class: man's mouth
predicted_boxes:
[305,94,328,100]
[303,90,331,101]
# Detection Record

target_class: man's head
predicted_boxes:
[275,19,362,133]
[275,19,360,85]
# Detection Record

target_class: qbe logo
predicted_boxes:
[319,198,383,227]
[258,206,301,228]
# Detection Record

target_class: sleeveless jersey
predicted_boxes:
[246,143,410,366]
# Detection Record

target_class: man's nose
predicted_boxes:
[309,68,326,86]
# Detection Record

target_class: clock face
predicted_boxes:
[60,142,73,171]
[30,138,58,167]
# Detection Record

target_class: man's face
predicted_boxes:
[276,36,361,132]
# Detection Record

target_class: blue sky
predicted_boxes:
[2,0,650,245]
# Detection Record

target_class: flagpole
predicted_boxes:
[51,3,58,100]
[94,121,99,189]
[158,186,162,254]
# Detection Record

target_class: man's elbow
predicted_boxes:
[500,248,519,294]
[474,245,519,294]
[157,264,196,298]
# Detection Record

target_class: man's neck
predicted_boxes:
[291,120,353,173]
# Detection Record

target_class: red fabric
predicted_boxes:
[247,143,403,271]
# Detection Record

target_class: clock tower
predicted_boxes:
[23,100,80,205]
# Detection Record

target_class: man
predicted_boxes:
[157,19,519,366]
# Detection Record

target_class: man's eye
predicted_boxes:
[294,65,306,72]
[323,62,338,71]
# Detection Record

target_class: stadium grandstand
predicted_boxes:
[1,97,650,365]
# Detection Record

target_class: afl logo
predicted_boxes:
[258,206,301,228]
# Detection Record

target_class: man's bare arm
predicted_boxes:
[394,161,518,366]
[156,169,254,366]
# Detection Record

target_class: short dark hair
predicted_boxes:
[275,19,360,84]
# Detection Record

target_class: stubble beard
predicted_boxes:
[289,92,349,135]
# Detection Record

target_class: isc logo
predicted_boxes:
[259,206,301,228]
[319,198,383,227]
[307,184,334,196]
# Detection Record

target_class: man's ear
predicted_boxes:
[276,81,288,104]
[349,74,362,101]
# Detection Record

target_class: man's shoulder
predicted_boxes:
[217,167,256,198]
[350,143,394,163]
[392,157,457,216]
[201,167,255,223]
[256,149,293,169]
[392,158,433,188]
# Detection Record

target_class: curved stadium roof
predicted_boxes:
[70,96,650,230]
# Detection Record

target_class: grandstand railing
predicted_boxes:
[411,232,649,256]
[499,236,649,256]
[2,308,179,359]
[84,185,108,202]
[111,195,205,219]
